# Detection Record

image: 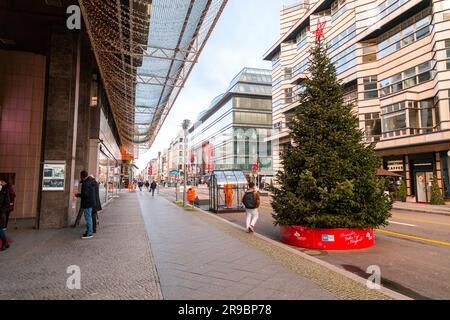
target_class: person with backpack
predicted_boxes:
[242,182,261,233]
[150,180,157,196]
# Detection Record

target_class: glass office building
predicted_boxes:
[187,68,273,179]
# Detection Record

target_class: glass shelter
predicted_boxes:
[209,170,248,213]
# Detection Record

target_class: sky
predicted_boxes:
[136,0,298,169]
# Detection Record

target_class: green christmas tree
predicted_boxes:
[430,175,445,205]
[270,43,392,229]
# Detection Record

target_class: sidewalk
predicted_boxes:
[0,193,162,300]
[1,192,401,300]
[393,201,450,215]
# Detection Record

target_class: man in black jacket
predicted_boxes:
[75,171,97,239]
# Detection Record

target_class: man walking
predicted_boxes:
[150,180,157,197]
[75,171,97,239]
[242,182,260,233]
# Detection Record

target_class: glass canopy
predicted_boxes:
[79,0,228,152]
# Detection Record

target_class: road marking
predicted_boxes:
[388,221,416,227]
[375,229,450,247]
[394,217,450,227]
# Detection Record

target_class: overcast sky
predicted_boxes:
[136,0,298,169]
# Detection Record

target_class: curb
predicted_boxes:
[393,207,450,217]
[164,198,412,301]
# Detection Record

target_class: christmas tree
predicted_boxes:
[270,42,392,229]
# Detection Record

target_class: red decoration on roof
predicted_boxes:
[313,19,327,44]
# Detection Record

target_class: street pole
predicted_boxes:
[157,151,161,195]
[182,119,191,207]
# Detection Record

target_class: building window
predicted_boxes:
[273,77,282,91]
[284,88,293,104]
[328,24,356,53]
[330,44,356,75]
[377,8,432,60]
[381,98,439,138]
[362,42,377,63]
[331,0,347,22]
[284,67,293,80]
[379,60,435,98]
[272,53,280,69]
[378,0,409,21]
[273,99,282,112]
[363,76,378,100]
[363,113,381,142]
[445,39,450,70]
[296,26,310,49]
[293,57,309,76]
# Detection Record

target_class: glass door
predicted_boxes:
[415,172,433,203]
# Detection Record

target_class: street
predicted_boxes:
[159,187,450,300]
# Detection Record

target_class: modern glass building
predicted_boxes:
[187,68,273,180]
[265,0,450,203]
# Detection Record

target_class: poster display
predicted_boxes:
[42,162,66,191]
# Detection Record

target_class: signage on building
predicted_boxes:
[148,166,153,176]
[387,161,404,172]
[42,161,66,191]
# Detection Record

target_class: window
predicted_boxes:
[234,112,272,126]
[363,76,378,99]
[445,39,450,70]
[362,43,377,63]
[381,98,439,138]
[294,57,309,76]
[377,8,432,60]
[379,60,435,97]
[273,99,282,112]
[273,77,282,91]
[330,44,356,74]
[284,68,293,80]
[285,88,293,104]
[331,0,347,21]
[363,113,381,142]
[296,27,310,49]
[328,24,356,53]
[272,53,280,69]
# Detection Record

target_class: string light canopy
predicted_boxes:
[79,0,228,154]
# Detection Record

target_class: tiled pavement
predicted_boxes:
[1,192,395,300]
[0,193,162,300]
[139,193,392,300]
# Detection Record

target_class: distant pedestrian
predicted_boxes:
[145,181,150,190]
[74,171,97,239]
[150,181,157,196]
[0,179,10,232]
[138,181,143,191]
[242,182,260,233]
[0,178,15,230]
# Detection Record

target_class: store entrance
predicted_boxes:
[415,171,434,203]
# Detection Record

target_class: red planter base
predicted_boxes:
[280,226,375,250]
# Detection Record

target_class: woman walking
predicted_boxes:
[242,182,260,233]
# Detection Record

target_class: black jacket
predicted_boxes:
[94,180,102,211]
[77,176,97,209]
[151,182,157,190]
[0,187,10,214]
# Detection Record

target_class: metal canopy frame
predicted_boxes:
[79,0,228,153]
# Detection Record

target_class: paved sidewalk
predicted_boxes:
[139,193,393,300]
[393,201,450,215]
[0,193,162,300]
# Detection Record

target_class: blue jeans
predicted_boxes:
[0,227,7,246]
[83,208,93,235]
[151,189,156,196]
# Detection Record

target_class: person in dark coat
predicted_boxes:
[0,182,10,250]
[0,180,10,231]
[0,178,15,230]
[75,171,97,239]
[150,181,157,196]
[91,177,102,234]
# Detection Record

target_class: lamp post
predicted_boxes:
[157,151,161,195]
[182,119,191,207]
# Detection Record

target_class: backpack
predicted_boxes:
[243,191,257,209]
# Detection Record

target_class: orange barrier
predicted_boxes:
[187,188,196,203]
[224,184,233,208]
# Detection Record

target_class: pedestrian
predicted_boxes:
[0,179,10,232]
[91,175,102,234]
[138,181,143,191]
[74,171,97,239]
[145,181,150,190]
[0,227,9,251]
[242,182,260,233]
[150,180,157,196]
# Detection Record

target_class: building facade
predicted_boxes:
[265,0,450,203]
[187,68,273,181]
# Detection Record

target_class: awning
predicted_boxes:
[376,168,402,177]
[79,0,228,153]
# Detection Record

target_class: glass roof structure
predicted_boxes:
[79,0,228,153]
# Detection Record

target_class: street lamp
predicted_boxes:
[182,119,191,207]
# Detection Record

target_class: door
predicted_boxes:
[415,172,433,203]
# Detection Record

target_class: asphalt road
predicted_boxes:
[158,187,450,300]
